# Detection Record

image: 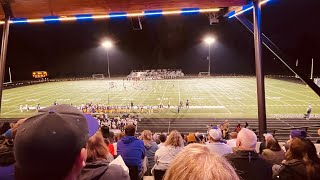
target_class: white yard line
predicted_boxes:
[159,81,169,105]
[202,83,232,114]
[240,80,300,105]
[139,80,159,105]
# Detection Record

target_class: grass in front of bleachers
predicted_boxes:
[1,77,319,119]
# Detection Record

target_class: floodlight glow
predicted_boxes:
[102,40,113,49]
[204,37,215,45]
[228,0,271,19]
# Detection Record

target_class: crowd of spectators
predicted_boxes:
[1,105,320,180]
[127,69,184,80]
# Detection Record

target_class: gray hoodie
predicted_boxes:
[78,159,130,180]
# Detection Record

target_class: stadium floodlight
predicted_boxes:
[203,36,215,76]
[101,39,113,78]
[102,40,113,49]
[204,37,215,45]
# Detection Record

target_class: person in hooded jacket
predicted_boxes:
[273,138,320,180]
[79,131,129,180]
[117,125,145,177]
[141,130,159,176]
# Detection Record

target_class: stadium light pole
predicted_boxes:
[102,40,113,78]
[204,37,215,76]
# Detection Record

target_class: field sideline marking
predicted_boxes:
[240,80,308,105]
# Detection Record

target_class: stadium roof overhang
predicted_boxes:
[0,0,247,24]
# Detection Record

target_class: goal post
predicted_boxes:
[198,72,210,77]
[92,74,105,79]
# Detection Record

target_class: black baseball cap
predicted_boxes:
[14,104,99,177]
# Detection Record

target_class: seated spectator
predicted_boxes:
[260,133,273,154]
[261,137,285,165]
[227,132,237,148]
[0,119,26,180]
[117,125,145,177]
[225,128,272,180]
[79,131,129,180]
[153,133,160,144]
[164,143,239,180]
[101,126,115,156]
[14,104,99,180]
[158,134,167,148]
[283,129,307,152]
[206,127,232,156]
[273,138,320,179]
[114,132,125,156]
[153,130,184,180]
[141,130,158,175]
[186,133,196,144]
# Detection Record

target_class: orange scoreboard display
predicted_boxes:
[32,71,48,78]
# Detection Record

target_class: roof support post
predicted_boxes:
[253,0,266,141]
[0,17,10,113]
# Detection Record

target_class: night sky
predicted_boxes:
[2,0,320,81]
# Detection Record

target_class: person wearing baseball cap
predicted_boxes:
[14,104,99,180]
[206,127,232,156]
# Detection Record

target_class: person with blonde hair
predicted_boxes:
[163,143,239,180]
[79,131,129,180]
[153,130,184,180]
[141,130,158,175]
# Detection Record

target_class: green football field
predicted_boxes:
[1,77,319,119]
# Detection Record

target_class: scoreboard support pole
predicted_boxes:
[0,17,10,113]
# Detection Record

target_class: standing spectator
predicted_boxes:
[245,122,250,129]
[14,104,99,180]
[225,128,272,180]
[234,123,241,133]
[304,104,312,119]
[261,137,285,165]
[153,130,184,180]
[316,129,320,144]
[206,127,232,156]
[164,144,239,180]
[141,130,159,175]
[273,138,320,180]
[158,134,167,148]
[101,126,115,156]
[221,120,230,139]
[117,125,145,178]
[79,131,129,180]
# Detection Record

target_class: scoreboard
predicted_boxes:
[32,71,48,78]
